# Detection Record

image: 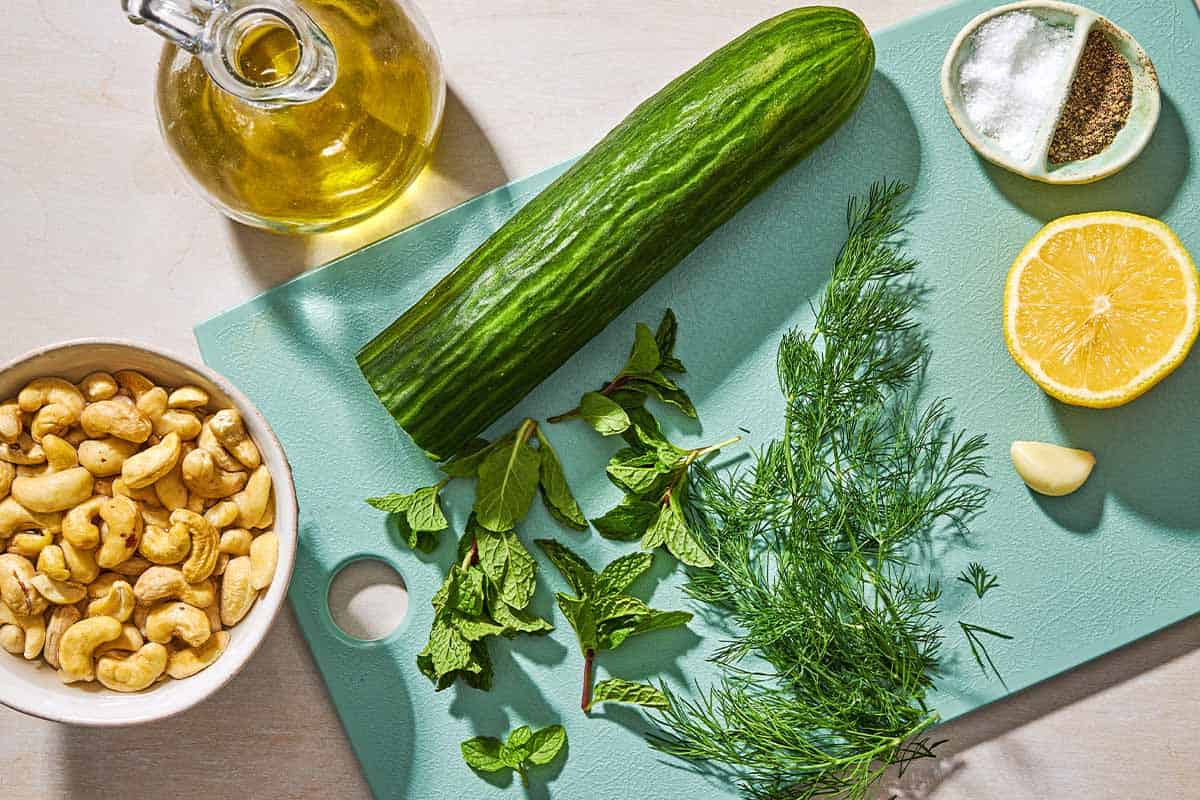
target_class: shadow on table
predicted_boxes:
[58,608,375,798]
[875,611,1200,798]
[227,83,511,291]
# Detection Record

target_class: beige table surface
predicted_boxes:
[3,1,1199,798]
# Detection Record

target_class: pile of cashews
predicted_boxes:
[0,370,277,691]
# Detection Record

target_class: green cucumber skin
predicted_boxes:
[358,7,875,460]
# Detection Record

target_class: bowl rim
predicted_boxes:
[0,337,298,726]
[939,0,1161,185]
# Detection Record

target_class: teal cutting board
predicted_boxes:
[196,1,1200,797]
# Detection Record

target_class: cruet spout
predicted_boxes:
[122,0,338,105]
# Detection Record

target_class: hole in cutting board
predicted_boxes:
[327,558,409,641]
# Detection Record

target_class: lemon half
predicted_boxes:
[1003,212,1200,408]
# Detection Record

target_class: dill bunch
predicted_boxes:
[649,182,989,800]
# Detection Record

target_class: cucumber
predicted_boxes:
[358,8,875,460]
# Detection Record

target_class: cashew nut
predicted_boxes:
[197,420,244,473]
[60,538,100,584]
[208,409,260,470]
[168,386,209,410]
[145,601,210,647]
[218,528,252,556]
[78,437,140,477]
[220,555,255,627]
[166,630,228,679]
[171,508,219,583]
[62,496,105,549]
[154,410,201,441]
[11,467,93,513]
[109,556,152,577]
[36,543,70,581]
[96,496,143,569]
[19,378,85,442]
[86,578,135,622]
[138,521,190,565]
[93,478,112,497]
[0,554,48,615]
[43,604,81,669]
[0,400,21,444]
[80,399,152,443]
[79,372,118,402]
[153,461,188,512]
[121,432,181,490]
[186,492,205,513]
[204,500,238,530]
[114,371,155,399]
[132,604,150,637]
[96,642,168,692]
[94,623,143,655]
[31,574,87,605]
[7,529,52,557]
[203,601,221,632]
[136,387,168,423]
[1,434,46,466]
[231,465,273,529]
[0,497,60,540]
[58,615,123,682]
[249,532,277,591]
[40,435,78,472]
[181,449,246,499]
[0,461,13,500]
[112,477,161,508]
[0,602,46,659]
[0,624,23,655]
[133,566,213,607]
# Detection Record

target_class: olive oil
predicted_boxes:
[153,0,443,232]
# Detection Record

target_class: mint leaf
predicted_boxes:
[597,619,642,651]
[633,609,692,637]
[448,611,506,642]
[621,323,661,377]
[592,594,650,622]
[606,448,670,495]
[556,593,598,653]
[490,593,554,636]
[407,485,448,532]
[654,309,678,362]
[535,539,596,596]
[526,724,566,766]
[500,725,534,768]
[441,434,510,479]
[629,377,697,418]
[589,678,669,710]
[365,493,414,514]
[473,523,508,586]
[427,620,471,675]
[579,392,631,436]
[461,736,506,772]
[393,515,438,553]
[448,565,485,616]
[659,491,713,567]
[592,497,659,542]
[475,432,541,532]
[597,551,653,594]
[536,429,587,529]
[460,640,494,690]
[498,531,537,609]
[608,388,647,411]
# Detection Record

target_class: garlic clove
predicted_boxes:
[1010,441,1095,497]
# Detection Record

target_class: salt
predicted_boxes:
[959,11,1075,162]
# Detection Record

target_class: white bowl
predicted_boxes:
[0,340,297,726]
[941,1,1160,184]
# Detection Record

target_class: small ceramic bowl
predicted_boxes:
[0,340,296,726]
[941,1,1160,184]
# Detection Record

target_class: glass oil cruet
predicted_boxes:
[123,0,446,233]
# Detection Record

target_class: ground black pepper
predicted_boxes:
[1048,28,1133,164]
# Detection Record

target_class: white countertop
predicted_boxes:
[3,1,1199,797]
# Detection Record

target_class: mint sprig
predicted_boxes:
[462,724,566,787]
[548,309,696,432]
[534,540,690,712]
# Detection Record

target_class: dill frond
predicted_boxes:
[650,182,991,799]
